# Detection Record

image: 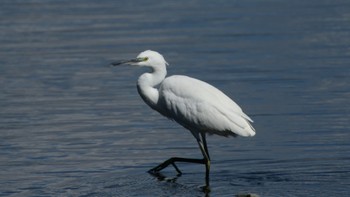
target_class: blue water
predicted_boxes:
[1,0,349,196]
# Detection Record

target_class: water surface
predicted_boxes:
[1,0,349,196]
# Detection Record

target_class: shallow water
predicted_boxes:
[1,0,349,196]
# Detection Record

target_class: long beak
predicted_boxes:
[111,58,144,66]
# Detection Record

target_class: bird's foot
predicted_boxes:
[148,158,182,175]
[200,185,211,193]
[148,170,181,183]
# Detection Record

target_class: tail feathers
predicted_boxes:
[246,121,256,136]
[241,112,255,136]
[241,112,254,123]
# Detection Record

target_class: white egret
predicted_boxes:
[112,50,255,189]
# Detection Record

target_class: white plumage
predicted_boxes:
[159,75,255,137]
[112,50,255,189]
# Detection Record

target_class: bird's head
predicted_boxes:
[112,50,169,67]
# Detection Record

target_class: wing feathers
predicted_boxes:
[158,75,255,137]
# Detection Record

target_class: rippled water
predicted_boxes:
[1,0,349,196]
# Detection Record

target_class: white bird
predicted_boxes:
[112,50,255,189]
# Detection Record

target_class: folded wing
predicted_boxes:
[158,75,255,137]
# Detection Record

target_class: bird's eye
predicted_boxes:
[143,57,149,61]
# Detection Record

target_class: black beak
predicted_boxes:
[111,58,144,66]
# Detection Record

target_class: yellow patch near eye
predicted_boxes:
[144,57,149,61]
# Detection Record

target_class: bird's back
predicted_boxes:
[158,75,255,137]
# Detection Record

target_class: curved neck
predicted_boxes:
[137,64,167,110]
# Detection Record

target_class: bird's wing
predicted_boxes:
[158,75,255,137]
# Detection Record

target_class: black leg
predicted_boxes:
[148,132,211,190]
[201,132,210,160]
[199,132,210,188]
[148,157,206,174]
